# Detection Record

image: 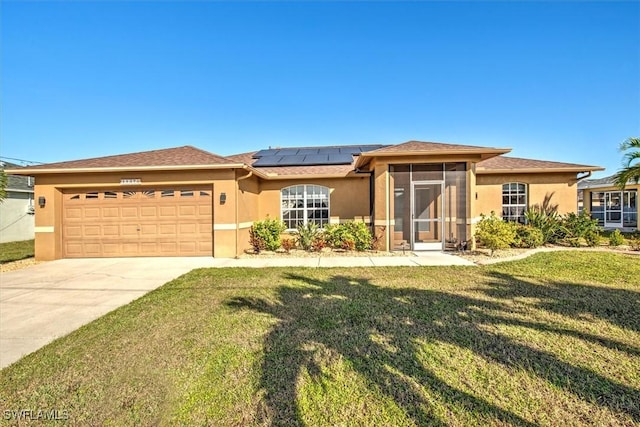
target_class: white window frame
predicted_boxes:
[502,182,527,224]
[281,185,330,230]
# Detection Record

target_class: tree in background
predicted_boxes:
[613,137,640,189]
[0,168,7,202]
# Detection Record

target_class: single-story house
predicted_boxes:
[7,140,603,260]
[579,175,638,231]
[0,161,35,243]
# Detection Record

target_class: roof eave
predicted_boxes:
[4,188,34,193]
[359,148,510,157]
[250,172,357,180]
[5,163,245,175]
[477,166,605,174]
[354,148,511,169]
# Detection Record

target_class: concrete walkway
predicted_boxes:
[0,253,472,369]
[206,251,474,268]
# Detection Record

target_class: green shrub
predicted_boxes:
[474,212,517,256]
[561,211,600,247]
[584,230,601,247]
[629,233,640,251]
[296,222,320,251]
[513,224,544,248]
[524,208,564,244]
[324,222,373,251]
[249,218,286,252]
[608,229,625,247]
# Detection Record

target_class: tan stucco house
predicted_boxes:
[7,140,603,260]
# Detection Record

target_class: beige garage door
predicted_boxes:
[62,187,213,257]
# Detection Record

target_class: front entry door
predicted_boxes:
[604,191,623,228]
[412,182,444,250]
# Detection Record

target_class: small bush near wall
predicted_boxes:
[281,238,296,253]
[561,211,600,247]
[249,218,286,253]
[296,223,320,251]
[609,229,625,247]
[524,208,564,244]
[324,222,373,251]
[475,212,517,256]
[513,224,544,248]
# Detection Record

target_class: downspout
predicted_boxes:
[235,170,254,258]
[576,171,592,182]
[575,171,593,216]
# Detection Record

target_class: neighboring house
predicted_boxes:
[7,140,602,260]
[0,161,35,243]
[579,175,638,231]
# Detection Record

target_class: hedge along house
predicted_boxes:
[7,141,603,260]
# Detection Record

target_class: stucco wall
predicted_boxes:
[476,172,579,217]
[257,176,371,223]
[0,191,35,243]
[236,173,261,255]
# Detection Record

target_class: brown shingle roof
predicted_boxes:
[12,145,237,172]
[363,140,509,154]
[477,156,603,173]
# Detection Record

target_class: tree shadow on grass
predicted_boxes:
[483,271,640,334]
[227,272,640,426]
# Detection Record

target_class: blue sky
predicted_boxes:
[1,1,639,178]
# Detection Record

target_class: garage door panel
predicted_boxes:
[159,224,177,235]
[65,243,83,256]
[65,208,82,219]
[179,242,197,252]
[160,242,178,253]
[64,226,83,237]
[140,206,158,218]
[122,243,140,254]
[121,207,138,218]
[179,205,197,217]
[159,206,177,217]
[103,225,119,236]
[63,187,213,257]
[121,225,139,237]
[83,225,102,236]
[102,207,119,218]
[179,223,198,234]
[84,208,101,219]
[199,205,212,215]
[103,243,121,255]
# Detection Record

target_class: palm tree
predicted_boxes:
[612,137,640,189]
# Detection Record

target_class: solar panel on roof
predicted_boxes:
[253,149,279,158]
[327,154,355,164]
[304,155,330,164]
[252,157,282,167]
[249,144,388,167]
[275,149,299,156]
[277,155,307,165]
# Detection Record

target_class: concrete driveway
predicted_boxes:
[0,257,215,369]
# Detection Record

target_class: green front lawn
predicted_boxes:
[1,252,639,425]
[0,239,34,263]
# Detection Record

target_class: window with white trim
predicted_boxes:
[502,183,527,223]
[281,185,329,230]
